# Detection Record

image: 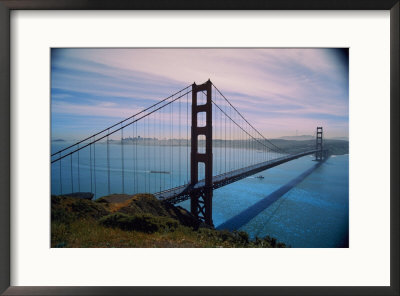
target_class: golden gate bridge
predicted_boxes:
[51,80,327,226]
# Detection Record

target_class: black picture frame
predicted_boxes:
[0,1,398,295]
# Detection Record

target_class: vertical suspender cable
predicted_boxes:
[107,129,110,195]
[163,108,165,190]
[145,117,148,192]
[233,113,240,169]
[77,144,80,192]
[152,112,155,193]
[94,137,96,198]
[179,93,181,186]
[170,95,174,192]
[239,115,241,169]
[212,91,215,174]
[59,152,63,195]
[70,154,73,193]
[143,117,146,192]
[220,89,222,175]
[239,120,241,169]
[170,100,173,189]
[150,114,152,193]
[153,112,156,193]
[142,118,144,192]
[89,142,92,194]
[228,102,230,172]
[135,122,138,193]
[186,91,189,184]
[246,124,248,165]
[224,98,226,174]
[159,111,161,192]
[121,124,125,193]
[132,118,136,194]
[148,115,150,192]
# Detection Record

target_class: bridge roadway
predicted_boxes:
[155,149,318,204]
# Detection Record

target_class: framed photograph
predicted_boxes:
[1,1,399,295]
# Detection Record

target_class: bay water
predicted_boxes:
[51,142,349,247]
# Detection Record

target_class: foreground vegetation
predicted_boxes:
[51,194,286,248]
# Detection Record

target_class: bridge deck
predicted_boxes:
[155,150,318,204]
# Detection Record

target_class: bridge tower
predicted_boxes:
[190,80,214,226]
[315,126,323,161]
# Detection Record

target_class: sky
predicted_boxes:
[51,48,349,141]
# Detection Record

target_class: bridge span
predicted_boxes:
[155,149,318,204]
[52,79,328,226]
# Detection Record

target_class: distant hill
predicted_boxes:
[328,137,349,141]
[276,135,349,142]
[52,139,65,142]
[277,135,314,141]
[269,139,349,155]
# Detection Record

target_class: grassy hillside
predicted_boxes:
[51,194,286,248]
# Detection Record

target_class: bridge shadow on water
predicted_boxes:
[216,159,326,231]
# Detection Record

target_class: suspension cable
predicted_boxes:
[51,84,192,157]
[211,99,283,155]
[212,83,287,154]
[52,89,192,163]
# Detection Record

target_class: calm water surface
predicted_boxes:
[178,154,349,248]
[51,142,349,248]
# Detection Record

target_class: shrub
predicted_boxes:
[51,195,61,205]
[51,222,70,247]
[51,208,74,224]
[237,231,249,244]
[218,230,234,242]
[70,199,108,219]
[264,235,277,247]
[99,212,179,233]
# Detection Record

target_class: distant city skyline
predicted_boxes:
[51,48,349,141]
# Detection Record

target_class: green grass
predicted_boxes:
[51,194,286,248]
[99,212,179,233]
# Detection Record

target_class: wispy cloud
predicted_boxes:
[51,48,349,139]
